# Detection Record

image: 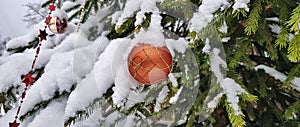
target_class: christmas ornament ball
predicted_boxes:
[128,43,173,85]
[48,16,68,34]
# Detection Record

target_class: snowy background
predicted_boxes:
[0,0,40,38]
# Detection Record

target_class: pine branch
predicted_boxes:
[288,4,300,32]
[245,1,262,35]
[275,27,289,49]
[284,100,300,120]
[160,0,195,19]
[19,84,76,121]
[6,38,39,54]
[288,35,300,61]
[257,20,278,60]
[64,87,114,127]
[65,4,81,12]
[229,38,250,68]
[41,0,53,8]
[225,100,246,127]
[282,63,300,91]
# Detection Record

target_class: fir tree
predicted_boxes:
[0,0,299,127]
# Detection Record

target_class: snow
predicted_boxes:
[65,71,105,118]
[131,28,165,47]
[110,38,146,109]
[0,108,18,126]
[210,48,227,82]
[219,22,228,33]
[189,0,229,32]
[0,49,54,92]
[255,64,300,92]
[221,37,230,42]
[206,77,246,115]
[26,99,66,127]
[221,78,246,115]
[169,86,183,104]
[64,37,138,117]
[72,36,109,82]
[0,26,109,121]
[5,22,43,50]
[166,38,188,55]
[269,24,281,34]
[0,54,32,91]
[0,99,66,127]
[111,11,123,24]
[128,13,166,47]
[20,35,95,115]
[64,36,112,118]
[265,17,279,22]
[116,0,162,27]
[154,85,169,112]
[168,73,178,87]
[51,9,68,20]
[61,1,78,11]
[116,0,142,28]
[207,93,223,108]
[232,0,250,12]
[206,47,247,115]
[134,0,160,26]
[202,38,211,53]
[135,11,146,26]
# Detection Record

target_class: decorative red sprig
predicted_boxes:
[9,1,56,127]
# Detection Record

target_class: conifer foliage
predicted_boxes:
[0,0,299,127]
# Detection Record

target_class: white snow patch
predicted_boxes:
[116,0,143,28]
[210,48,227,82]
[62,1,78,11]
[221,37,230,42]
[219,22,228,33]
[232,0,250,12]
[154,85,169,112]
[166,38,187,57]
[255,64,300,92]
[202,38,211,53]
[111,11,123,24]
[168,73,178,87]
[65,38,120,118]
[134,0,161,26]
[265,17,279,22]
[169,86,183,104]
[207,93,224,108]
[190,0,229,32]
[269,24,281,34]
[5,22,45,50]
[51,9,68,20]
[221,78,246,115]
[26,99,66,127]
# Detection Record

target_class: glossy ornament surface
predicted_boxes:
[48,16,68,34]
[128,43,173,85]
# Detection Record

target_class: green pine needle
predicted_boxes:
[288,35,300,61]
[245,1,262,35]
[288,5,300,32]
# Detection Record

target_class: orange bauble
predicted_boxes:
[128,43,173,85]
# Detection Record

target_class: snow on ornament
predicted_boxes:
[47,9,68,34]
[128,43,173,85]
